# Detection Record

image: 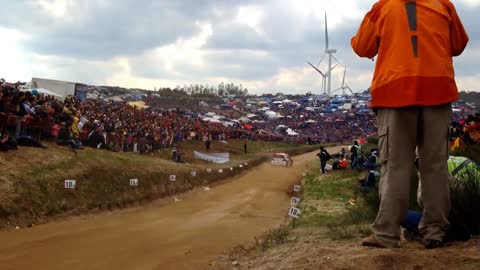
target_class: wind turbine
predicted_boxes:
[306,61,327,94]
[307,12,337,96]
[332,66,354,95]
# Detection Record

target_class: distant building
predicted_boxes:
[31,77,80,98]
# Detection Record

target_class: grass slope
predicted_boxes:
[0,140,315,228]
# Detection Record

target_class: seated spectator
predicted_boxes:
[332,154,348,170]
[57,122,82,149]
[17,136,47,148]
[338,154,348,169]
[359,170,380,192]
[364,149,379,170]
[0,134,17,151]
[87,126,107,149]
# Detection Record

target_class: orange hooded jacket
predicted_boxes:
[351,0,469,108]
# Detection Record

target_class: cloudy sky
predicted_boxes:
[1,0,479,94]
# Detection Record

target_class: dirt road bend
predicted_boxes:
[0,149,331,270]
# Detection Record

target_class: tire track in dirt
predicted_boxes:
[0,148,336,270]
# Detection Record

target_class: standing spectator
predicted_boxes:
[350,141,359,168]
[316,146,330,174]
[352,0,469,248]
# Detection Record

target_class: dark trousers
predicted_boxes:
[321,161,327,174]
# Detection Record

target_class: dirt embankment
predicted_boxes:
[0,150,319,270]
[210,228,480,270]
[0,141,318,228]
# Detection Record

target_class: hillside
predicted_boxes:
[459,91,480,108]
[0,140,316,229]
[209,158,480,270]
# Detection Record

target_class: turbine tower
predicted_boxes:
[307,12,337,96]
[324,13,337,96]
[332,66,354,95]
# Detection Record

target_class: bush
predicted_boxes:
[450,166,480,235]
[367,136,379,145]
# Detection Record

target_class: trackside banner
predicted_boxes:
[194,151,230,164]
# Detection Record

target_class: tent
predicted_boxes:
[305,119,316,124]
[237,116,250,123]
[246,113,257,119]
[356,138,368,144]
[264,111,278,119]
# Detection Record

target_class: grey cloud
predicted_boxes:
[1,0,479,92]
[1,0,256,60]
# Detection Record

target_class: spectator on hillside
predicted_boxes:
[57,122,82,149]
[333,154,348,170]
[353,0,468,249]
[316,146,330,174]
[364,149,379,170]
[350,141,360,168]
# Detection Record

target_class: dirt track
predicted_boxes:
[0,150,322,270]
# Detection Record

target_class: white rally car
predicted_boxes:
[271,153,293,167]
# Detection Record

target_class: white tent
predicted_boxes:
[265,111,278,119]
[237,116,251,123]
[206,112,216,117]
[246,113,257,119]
[305,119,317,124]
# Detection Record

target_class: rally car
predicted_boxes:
[271,153,293,167]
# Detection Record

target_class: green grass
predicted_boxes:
[293,161,379,239]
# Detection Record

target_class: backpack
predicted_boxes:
[324,150,331,161]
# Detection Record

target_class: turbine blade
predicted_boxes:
[317,54,327,67]
[307,61,325,76]
[325,12,329,50]
[346,83,354,94]
[332,88,342,94]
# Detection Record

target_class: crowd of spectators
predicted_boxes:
[1,78,478,155]
[450,113,480,149]
[0,80,253,153]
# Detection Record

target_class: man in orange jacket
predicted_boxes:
[351,0,468,249]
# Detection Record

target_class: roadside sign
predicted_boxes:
[130,179,138,186]
[291,197,300,205]
[288,207,301,218]
[64,180,76,189]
